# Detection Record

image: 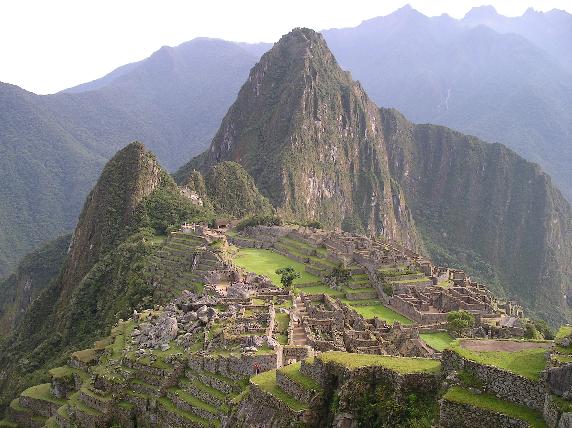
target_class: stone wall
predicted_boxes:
[439,399,529,428]
[389,295,447,324]
[442,349,546,411]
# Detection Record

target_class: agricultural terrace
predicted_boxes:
[449,339,550,380]
[317,351,441,374]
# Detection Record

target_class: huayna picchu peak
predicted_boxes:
[179,28,422,249]
[1,17,572,428]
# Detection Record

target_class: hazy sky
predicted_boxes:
[1,0,570,94]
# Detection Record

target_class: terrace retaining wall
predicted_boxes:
[439,399,529,428]
[442,349,546,411]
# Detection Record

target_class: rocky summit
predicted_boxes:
[0,22,572,428]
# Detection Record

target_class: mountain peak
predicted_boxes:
[59,140,165,301]
[182,28,421,247]
[464,5,499,20]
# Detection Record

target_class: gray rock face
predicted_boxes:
[560,413,572,428]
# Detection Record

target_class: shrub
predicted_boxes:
[275,266,300,290]
[236,215,283,231]
[446,310,475,335]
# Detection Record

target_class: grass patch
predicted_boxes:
[275,313,289,332]
[70,348,99,364]
[167,387,217,413]
[233,248,317,286]
[443,386,546,428]
[420,332,455,352]
[449,340,547,380]
[21,384,66,405]
[318,352,441,374]
[342,302,413,325]
[296,285,344,297]
[251,370,307,411]
[231,387,250,404]
[280,362,321,391]
[157,397,209,427]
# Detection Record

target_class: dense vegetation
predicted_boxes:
[203,161,274,219]
[0,235,70,336]
[0,143,209,411]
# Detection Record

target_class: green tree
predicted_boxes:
[446,310,475,335]
[275,266,300,290]
[324,263,352,289]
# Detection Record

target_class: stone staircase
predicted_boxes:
[292,297,308,346]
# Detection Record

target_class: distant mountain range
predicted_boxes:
[0,39,262,277]
[323,5,572,204]
[0,4,570,283]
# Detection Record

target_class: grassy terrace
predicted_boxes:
[233,248,318,286]
[167,387,219,414]
[449,340,548,380]
[317,352,441,374]
[21,384,66,405]
[420,332,455,351]
[296,285,344,297]
[250,370,307,412]
[555,325,572,354]
[280,362,321,391]
[444,386,547,428]
[68,392,101,416]
[342,301,413,325]
[157,396,210,427]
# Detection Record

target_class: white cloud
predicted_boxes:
[0,0,570,94]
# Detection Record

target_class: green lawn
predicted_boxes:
[443,386,546,428]
[233,248,318,286]
[420,332,455,351]
[317,352,441,374]
[343,303,413,325]
[449,340,548,380]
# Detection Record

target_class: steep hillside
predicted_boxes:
[323,6,572,202]
[0,235,69,337]
[381,108,572,325]
[181,28,421,249]
[0,142,206,410]
[203,161,274,219]
[0,39,260,278]
[181,28,572,325]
